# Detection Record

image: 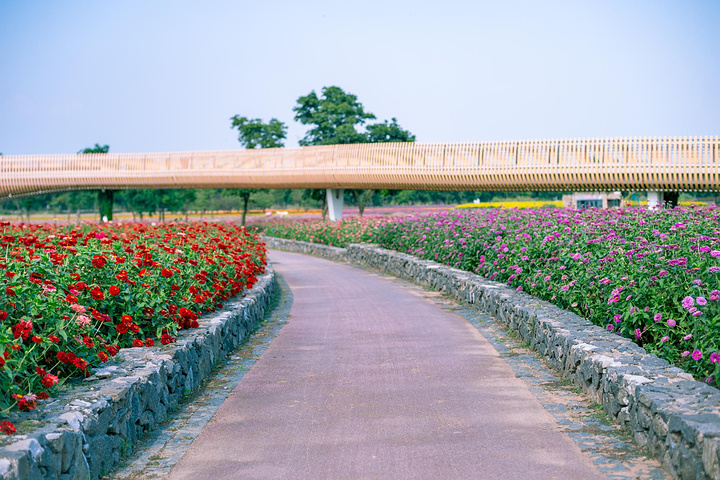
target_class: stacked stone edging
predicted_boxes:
[0,266,276,480]
[266,237,720,480]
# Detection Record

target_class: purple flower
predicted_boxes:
[711,250,720,257]
[696,296,707,306]
[666,319,676,327]
[682,296,695,309]
[681,351,690,357]
[653,313,662,322]
[710,352,720,364]
[625,294,632,301]
[709,267,720,273]
[516,286,523,292]
[634,328,642,339]
[683,334,693,340]
[693,310,703,317]
[692,350,703,361]
[614,314,622,323]
[661,336,669,343]
[688,307,698,314]
[561,285,570,291]
[606,324,614,331]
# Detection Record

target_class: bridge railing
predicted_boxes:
[1,137,718,198]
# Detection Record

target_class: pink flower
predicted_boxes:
[606,324,614,331]
[653,313,662,322]
[711,250,720,257]
[710,352,720,364]
[661,336,669,343]
[696,296,707,306]
[682,296,695,309]
[681,351,690,357]
[683,334,693,340]
[71,304,86,314]
[666,319,676,327]
[692,350,703,361]
[634,328,642,339]
[76,315,91,327]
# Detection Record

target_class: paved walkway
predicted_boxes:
[168,250,606,480]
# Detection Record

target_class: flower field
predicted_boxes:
[0,221,265,432]
[263,207,720,388]
[374,207,720,387]
[262,217,382,248]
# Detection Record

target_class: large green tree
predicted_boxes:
[229,116,287,225]
[78,144,114,221]
[293,87,415,216]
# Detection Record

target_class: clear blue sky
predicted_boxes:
[1,0,718,154]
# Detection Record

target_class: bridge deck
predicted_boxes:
[167,250,605,480]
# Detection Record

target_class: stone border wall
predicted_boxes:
[265,237,720,480]
[0,266,277,480]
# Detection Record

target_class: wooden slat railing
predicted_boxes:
[1,137,718,198]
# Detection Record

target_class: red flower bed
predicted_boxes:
[0,221,266,431]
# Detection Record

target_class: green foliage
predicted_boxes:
[366,118,416,143]
[230,116,287,149]
[293,86,376,146]
[78,144,109,155]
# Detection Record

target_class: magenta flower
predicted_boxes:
[683,334,693,340]
[692,350,703,361]
[682,296,695,309]
[634,328,642,339]
[653,313,662,322]
[681,351,690,357]
[666,319,676,327]
[606,324,614,331]
[710,352,720,364]
[696,297,707,306]
[661,336,669,343]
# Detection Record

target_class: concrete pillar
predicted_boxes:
[647,191,664,208]
[327,188,344,221]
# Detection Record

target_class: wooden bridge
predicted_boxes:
[2,136,718,219]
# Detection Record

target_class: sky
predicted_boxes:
[0,0,718,155]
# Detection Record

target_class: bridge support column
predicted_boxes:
[647,191,664,208]
[326,188,344,221]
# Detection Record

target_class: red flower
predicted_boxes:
[121,314,133,325]
[0,311,7,321]
[108,285,120,295]
[129,324,140,333]
[49,334,59,343]
[0,420,15,435]
[145,338,154,347]
[91,255,107,268]
[5,271,15,279]
[98,351,109,362]
[12,393,37,411]
[116,323,128,334]
[75,281,88,291]
[6,286,15,297]
[194,295,205,303]
[132,339,143,347]
[41,374,59,388]
[37,392,49,399]
[160,333,176,345]
[70,273,81,280]
[191,320,199,328]
[90,288,105,301]
[160,268,173,278]
[83,336,95,348]
[114,256,126,264]
[106,345,118,356]
[66,294,78,303]
[31,335,42,343]
[0,357,4,368]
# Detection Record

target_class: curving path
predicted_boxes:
[168,250,606,480]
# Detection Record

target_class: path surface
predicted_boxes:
[168,250,606,480]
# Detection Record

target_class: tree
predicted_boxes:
[293,86,376,146]
[293,87,415,217]
[78,144,113,221]
[229,116,287,225]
